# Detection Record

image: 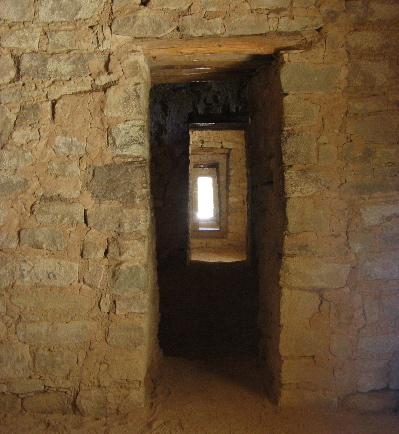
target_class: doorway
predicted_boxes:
[150,82,260,359]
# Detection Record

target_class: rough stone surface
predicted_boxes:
[112,11,176,37]
[0,254,15,288]
[54,136,86,156]
[18,258,78,286]
[286,198,329,233]
[8,379,44,394]
[0,395,21,413]
[89,162,148,203]
[23,392,72,414]
[87,205,148,233]
[35,350,77,377]
[107,322,145,350]
[38,0,103,21]
[249,0,290,7]
[105,84,144,119]
[341,391,399,413]
[281,64,340,94]
[281,257,351,289]
[0,151,33,170]
[33,200,84,225]
[284,169,330,197]
[359,252,399,281]
[108,121,148,157]
[179,16,222,37]
[20,227,67,250]
[282,132,317,165]
[283,96,320,128]
[76,389,107,418]
[360,203,399,226]
[1,28,41,51]
[347,114,399,143]
[0,55,16,85]
[48,161,80,178]
[224,14,270,36]
[108,264,147,297]
[0,0,34,21]
[20,54,101,80]
[0,175,28,195]
[17,321,97,345]
[0,105,16,148]
[0,343,31,379]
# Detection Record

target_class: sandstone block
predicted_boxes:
[82,241,104,259]
[20,227,67,250]
[0,343,31,379]
[112,10,176,38]
[9,379,44,394]
[104,84,144,118]
[359,252,399,280]
[179,16,222,37]
[278,16,324,32]
[33,200,84,225]
[379,230,399,251]
[248,0,290,7]
[108,121,148,157]
[35,349,77,377]
[107,322,144,350]
[0,253,15,288]
[48,160,80,178]
[54,136,85,157]
[17,103,43,125]
[21,54,101,80]
[12,128,40,145]
[281,289,320,325]
[0,105,16,148]
[381,293,399,323]
[347,60,395,89]
[89,162,148,203]
[18,258,78,286]
[286,197,329,233]
[282,132,317,165]
[17,321,98,345]
[107,237,147,261]
[347,114,399,143]
[358,335,399,355]
[360,203,399,226]
[108,264,147,297]
[346,31,398,52]
[348,232,375,253]
[153,0,192,8]
[1,28,41,51]
[115,297,148,314]
[0,232,18,250]
[83,262,105,288]
[0,151,33,170]
[341,391,399,413]
[280,327,324,357]
[11,291,93,313]
[284,169,330,197]
[280,63,340,94]
[0,0,34,20]
[281,358,335,389]
[330,334,354,358]
[87,205,148,233]
[76,389,107,418]
[0,395,21,413]
[38,0,103,21]
[0,55,16,85]
[347,96,386,114]
[47,29,95,51]
[283,96,319,128]
[23,392,72,414]
[224,14,270,36]
[281,257,350,289]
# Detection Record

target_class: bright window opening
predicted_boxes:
[197,176,214,220]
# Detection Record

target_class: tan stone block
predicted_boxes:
[281,358,335,389]
[23,392,72,414]
[281,257,351,289]
[76,389,107,418]
[0,343,31,380]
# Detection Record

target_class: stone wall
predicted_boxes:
[0,0,398,415]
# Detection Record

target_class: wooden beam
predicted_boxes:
[139,32,306,57]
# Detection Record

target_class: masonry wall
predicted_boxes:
[0,0,398,415]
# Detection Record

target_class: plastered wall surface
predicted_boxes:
[0,0,398,416]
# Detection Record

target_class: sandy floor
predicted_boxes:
[1,357,398,433]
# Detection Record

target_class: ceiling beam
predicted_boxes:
[139,32,307,57]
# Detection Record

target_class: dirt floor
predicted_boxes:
[1,357,399,433]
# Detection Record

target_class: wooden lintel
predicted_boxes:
[139,32,306,57]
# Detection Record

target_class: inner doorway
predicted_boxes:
[150,82,260,359]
